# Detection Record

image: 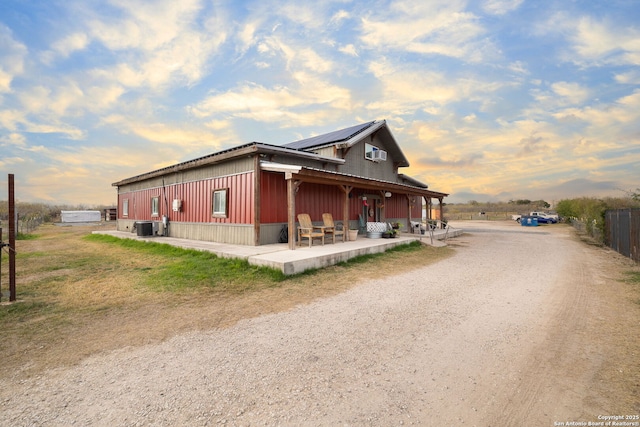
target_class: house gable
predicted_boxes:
[282,120,412,183]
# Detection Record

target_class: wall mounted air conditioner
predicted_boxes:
[172,199,182,212]
[372,150,387,161]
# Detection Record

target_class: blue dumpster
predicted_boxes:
[520,216,538,226]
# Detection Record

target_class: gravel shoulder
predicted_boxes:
[1,221,638,426]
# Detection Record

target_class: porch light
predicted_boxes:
[385,192,392,198]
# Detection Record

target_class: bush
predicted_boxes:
[556,196,640,242]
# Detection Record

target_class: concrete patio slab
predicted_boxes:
[94,225,462,275]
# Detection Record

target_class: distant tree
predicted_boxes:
[532,200,550,208]
[468,200,479,206]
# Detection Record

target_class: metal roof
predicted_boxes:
[112,120,415,187]
[283,121,376,150]
[112,142,344,187]
[398,173,429,188]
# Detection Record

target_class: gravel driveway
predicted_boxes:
[1,221,636,426]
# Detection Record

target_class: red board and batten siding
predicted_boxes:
[260,172,347,223]
[118,172,254,224]
[258,171,423,224]
[385,196,422,219]
[118,169,427,225]
[260,171,288,223]
[294,183,345,222]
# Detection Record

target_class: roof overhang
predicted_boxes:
[398,173,428,188]
[261,161,448,199]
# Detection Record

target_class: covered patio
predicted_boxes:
[260,162,449,250]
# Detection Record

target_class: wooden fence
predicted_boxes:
[605,209,640,263]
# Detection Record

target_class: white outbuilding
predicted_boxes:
[60,210,102,223]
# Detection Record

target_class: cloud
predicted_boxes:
[330,10,350,26]
[564,15,640,66]
[615,69,640,84]
[366,59,509,116]
[41,32,90,64]
[88,0,204,51]
[278,3,326,29]
[417,152,484,169]
[507,61,529,75]
[236,19,262,56]
[0,132,26,147]
[257,35,336,74]
[0,25,27,92]
[188,72,353,127]
[550,82,590,104]
[482,0,524,16]
[552,89,640,130]
[517,131,546,156]
[41,0,227,92]
[0,156,24,169]
[339,44,358,57]
[102,114,231,149]
[1,0,638,205]
[359,1,495,62]
[0,107,85,139]
[545,178,620,199]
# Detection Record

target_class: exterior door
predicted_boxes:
[364,195,380,222]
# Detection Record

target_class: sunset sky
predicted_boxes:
[1,0,639,205]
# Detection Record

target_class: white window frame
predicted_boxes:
[212,188,228,218]
[151,196,159,217]
[123,199,129,217]
[364,143,386,161]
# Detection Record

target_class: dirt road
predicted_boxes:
[1,221,638,426]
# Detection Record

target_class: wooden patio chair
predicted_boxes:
[297,213,325,247]
[322,213,345,243]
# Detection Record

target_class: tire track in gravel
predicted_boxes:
[489,229,593,426]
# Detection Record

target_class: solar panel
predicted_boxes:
[283,121,376,150]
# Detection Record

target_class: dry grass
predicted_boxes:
[0,223,453,379]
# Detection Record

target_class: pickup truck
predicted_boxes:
[512,212,559,223]
[530,211,558,220]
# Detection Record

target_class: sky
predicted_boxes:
[0,0,639,206]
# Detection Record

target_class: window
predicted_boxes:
[364,143,387,161]
[212,188,228,218]
[151,197,159,217]
[123,199,129,217]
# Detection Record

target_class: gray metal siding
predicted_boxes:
[170,222,254,245]
[116,219,255,245]
[259,223,287,245]
[338,138,397,181]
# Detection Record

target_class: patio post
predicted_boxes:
[341,185,352,240]
[286,176,301,250]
